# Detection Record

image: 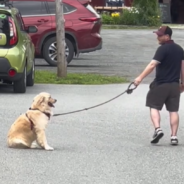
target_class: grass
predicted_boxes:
[35,70,129,85]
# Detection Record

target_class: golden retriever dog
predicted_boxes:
[7,92,57,151]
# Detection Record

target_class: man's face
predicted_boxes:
[157,34,170,45]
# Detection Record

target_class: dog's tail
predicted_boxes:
[7,138,29,149]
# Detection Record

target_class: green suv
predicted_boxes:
[0,0,37,93]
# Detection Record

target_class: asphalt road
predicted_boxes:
[36,29,184,83]
[1,84,184,183]
[1,29,184,183]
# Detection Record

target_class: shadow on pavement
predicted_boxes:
[0,84,14,94]
[0,84,33,94]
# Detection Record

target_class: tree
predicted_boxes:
[55,0,67,77]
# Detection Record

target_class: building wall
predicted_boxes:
[124,0,133,6]
[176,0,184,23]
[89,0,106,6]
[90,0,133,7]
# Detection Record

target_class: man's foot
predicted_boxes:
[170,136,178,146]
[151,128,164,144]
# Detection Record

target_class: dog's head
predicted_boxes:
[31,92,57,113]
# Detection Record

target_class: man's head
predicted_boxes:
[153,26,172,44]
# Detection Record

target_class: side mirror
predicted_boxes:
[27,26,38,33]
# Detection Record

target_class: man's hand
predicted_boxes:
[134,76,143,86]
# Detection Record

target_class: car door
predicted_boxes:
[10,0,52,51]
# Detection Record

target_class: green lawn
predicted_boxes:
[35,70,129,85]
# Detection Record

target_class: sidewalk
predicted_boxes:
[102,24,184,29]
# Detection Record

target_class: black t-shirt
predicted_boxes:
[153,40,184,84]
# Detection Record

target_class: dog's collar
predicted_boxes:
[25,113,34,130]
[29,108,51,120]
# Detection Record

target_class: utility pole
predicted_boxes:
[55,0,67,77]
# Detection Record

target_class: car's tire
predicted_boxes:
[43,37,74,66]
[26,59,35,86]
[13,66,26,93]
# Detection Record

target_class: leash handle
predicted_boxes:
[126,82,137,94]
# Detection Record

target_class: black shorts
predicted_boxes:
[146,81,180,112]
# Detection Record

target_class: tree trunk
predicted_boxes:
[55,0,67,77]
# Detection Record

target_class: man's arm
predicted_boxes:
[138,60,159,79]
[134,46,164,86]
[134,60,159,85]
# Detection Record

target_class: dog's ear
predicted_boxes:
[36,96,45,105]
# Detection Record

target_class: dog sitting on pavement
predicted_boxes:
[7,92,57,151]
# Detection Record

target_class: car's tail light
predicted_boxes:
[8,17,18,46]
[79,17,100,22]
[8,69,16,77]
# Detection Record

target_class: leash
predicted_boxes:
[53,82,137,117]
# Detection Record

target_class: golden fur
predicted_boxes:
[7,92,57,151]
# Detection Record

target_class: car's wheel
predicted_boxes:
[13,66,26,93]
[26,59,35,86]
[43,37,74,66]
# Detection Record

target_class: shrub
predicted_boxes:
[101,13,120,25]
[132,0,162,26]
[119,8,140,25]
[101,0,162,27]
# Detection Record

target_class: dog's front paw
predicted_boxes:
[45,145,54,151]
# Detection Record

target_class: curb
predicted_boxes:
[102,24,184,30]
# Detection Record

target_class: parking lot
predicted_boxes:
[1,28,184,184]
[1,83,184,184]
[36,28,184,83]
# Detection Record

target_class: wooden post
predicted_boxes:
[55,0,67,77]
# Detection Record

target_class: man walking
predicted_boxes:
[134,26,184,145]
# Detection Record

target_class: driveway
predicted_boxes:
[1,84,184,183]
[36,29,184,83]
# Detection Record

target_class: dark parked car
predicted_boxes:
[10,0,103,66]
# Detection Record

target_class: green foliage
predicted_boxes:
[101,13,120,25]
[35,70,128,85]
[101,0,162,27]
[132,0,162,26]
[119,9,139,25]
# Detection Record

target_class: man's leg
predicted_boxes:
[150,108,164,144]
[150,108,161,129]
[169,112,179,145]
[146,82,167,144]
[169,112,179,136]
[165,83,180,145]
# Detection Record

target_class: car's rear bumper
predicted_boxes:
[79,40,102,54]
[0,58,23,81]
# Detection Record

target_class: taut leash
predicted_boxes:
[53,82,137,117]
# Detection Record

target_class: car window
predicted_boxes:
[10,1,47,16]
[0,14,10,34]
[47,2,77,14]
[0,14,11,46]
